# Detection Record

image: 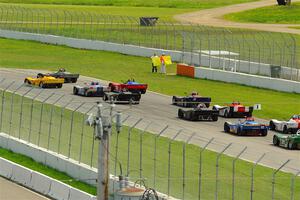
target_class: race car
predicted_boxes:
[269,115,300,134]
[24,73,64,88]
[224,117,268,136]
[73,81,110,97]
[213,101,253,118]
[273,130,300,150]
[40,68,79,83]
[178,103,219,121]
[103,91,141,104]
[172,92,211,108]
[109,79,148,94]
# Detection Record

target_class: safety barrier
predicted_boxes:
[177,64,300,94]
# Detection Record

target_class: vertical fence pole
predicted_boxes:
[46,95,64,150]
[79,105,95,163]
[57,99,73,154]
[215,143,232,200]
[126,118,143,176]
[198,137,214,200]
[250,153,266,200]
[139,121,152,180]
[290,170,300,200]
[232,146,247,200]
[37,93,54,147]
[153,125,169,188]
[167,129,183,196]
[28,90,43,142]
[18,87,34,139]
[272,159,290,200]
[67,102,84,158]
[0,82,15,132]
[8,84,23,136]
[182,132,196,200]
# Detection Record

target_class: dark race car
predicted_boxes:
[172,92,211,108]
[73,82,110,97]
[213,101,253,118]
[178,104,219,121]
[109,80,148,94]
[42,68,80,83]
[103,91,141,104]
[224,117,268,136]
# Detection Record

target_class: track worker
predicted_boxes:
[151,53,160,73]
[160,53,166,74]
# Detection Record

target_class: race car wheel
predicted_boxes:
[73,87,78,95]
[71,78,77,83]
[39,82,45,88]
[212,115,218,121]
[288,141,295,150]
[224,122,230,133]
[24,79,30,84]
[172,96,177,105]
[261,129,268,137]
[237,127,243,136]
[178,109,184,119]
[103,95,108,101]
[57,83,63,88]
[269,121,275,130]
[273,136,279,146]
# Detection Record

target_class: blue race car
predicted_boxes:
[73,81,110,97]
[224,117,268,136]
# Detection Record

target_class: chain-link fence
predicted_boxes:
[0,78,300,200]
[0,5,299,81]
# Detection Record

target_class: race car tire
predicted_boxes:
[283,126,289,134]
[172,96,177,105]
[237,127,243,136]
[103,95,108,101]
[39,82,45,88]
[178,109,184,119]
[269,121,276,130]
[57,83,63,88]
[73,87,78,95]
[273,136,279,146]
[288,141,295,150]
[71,78,77,83]
[24,79,30,84]
[261,129,268,137]
[224,122,230,133]
[212,115,218,121]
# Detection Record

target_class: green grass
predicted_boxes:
[224,3,300,24]
[1,37,300,120]
[0,90,300,200]
[0,147,96,195]
[0,0,258,9]
[290,26,300,29]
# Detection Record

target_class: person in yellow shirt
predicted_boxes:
[151,53,160,73]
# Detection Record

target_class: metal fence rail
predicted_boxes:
[0,79,300,200]
[0,5,299,81]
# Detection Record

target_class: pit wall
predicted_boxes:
[0,132,177,200]
[177,63,300,94]
[0,29,298,81]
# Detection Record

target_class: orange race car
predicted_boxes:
[24,73,64,88]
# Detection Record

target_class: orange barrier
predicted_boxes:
[176,64,195,78]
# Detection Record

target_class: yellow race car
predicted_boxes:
[24,73,64,88]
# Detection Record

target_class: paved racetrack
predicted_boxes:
[0,68,299,174]
[0,177,49,200]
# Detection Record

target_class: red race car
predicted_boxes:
[213,101,253,118]
[109,79,148,94]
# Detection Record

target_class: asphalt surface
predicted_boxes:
[0,177,49,200]
[0,68,299,174]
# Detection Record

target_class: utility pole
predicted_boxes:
[88,102,121,200]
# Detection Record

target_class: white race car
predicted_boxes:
[269,115,300,134]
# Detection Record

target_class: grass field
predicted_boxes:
[0,0,258,9]
[0,91,299,200]
[224,3,300,24]
[0,147,96,195]
[0,38,300,120]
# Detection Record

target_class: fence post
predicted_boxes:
[139,121,152,180]
[167,129,183,196]
[232,146,247,200]
[8,84,23,136]
[28,90,43,142]
[37,93,54,147]
[79,105,95,163]
[272,159,290,200]
[290,170,300,200]
[153,125,168,188]
[18,87,34,139]
[250,153,266,200]
[182,132,196,200]
[126,118,143,176]
[57,99,73,154]
[198,138,214,200]
[67,102,84,158]
[46,95,65,150]
[215,143,232,200]
[0,81,15,132]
